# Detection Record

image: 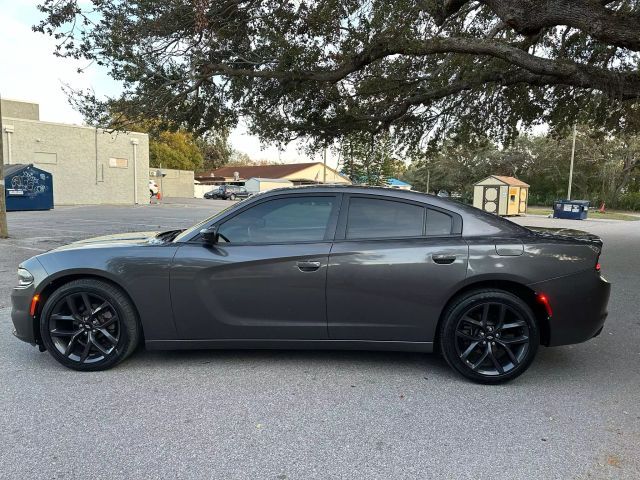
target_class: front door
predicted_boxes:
[327,195,469,342]
[170,194,340,340]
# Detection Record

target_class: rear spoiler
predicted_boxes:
[526,226,603,249]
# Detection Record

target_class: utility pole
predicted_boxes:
[322,147,327,184]
[426,169,431,194]
[567,123,577,200]
[0,93,8,238]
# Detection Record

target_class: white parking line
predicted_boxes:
[0,242,48,252]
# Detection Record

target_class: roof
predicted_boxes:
[490,176,530,187]
[197,162,343,180]
[386,178,411,187]
[246,177,294,183]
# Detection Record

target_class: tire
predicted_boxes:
[39,279,141,371]
[439,289,539,384]
[229,194,236,200]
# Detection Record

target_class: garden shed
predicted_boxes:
[473,175,529,216]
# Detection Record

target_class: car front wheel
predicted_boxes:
[439,289,539,384]
[39,279,141,371]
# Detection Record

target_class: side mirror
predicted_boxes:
[200,225,220,244]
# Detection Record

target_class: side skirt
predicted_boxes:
[145,339,434,353]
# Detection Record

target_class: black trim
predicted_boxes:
[334,193,462,242]
[192,193,342,246]
[146,338,434,353]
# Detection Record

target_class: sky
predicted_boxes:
[0,0,337,167]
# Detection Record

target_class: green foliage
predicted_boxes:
[35,0,640,152]
[196,129,233,171]
[149,130,203,170]
[403,130,640,209]
[339,133,405,185]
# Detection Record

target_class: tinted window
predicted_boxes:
[218,196,335,243]
[346,197,424,239]
[426,209,453,236]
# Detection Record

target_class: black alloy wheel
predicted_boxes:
[40,279,140,371]
[440,289,539,384]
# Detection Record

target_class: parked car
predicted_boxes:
[203,187,221,199]
[205,185,250,200]
[148,180,159,197]
[11,186,610,383]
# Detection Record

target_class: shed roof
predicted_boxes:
[386,177,411,187]
[475,175,529,187]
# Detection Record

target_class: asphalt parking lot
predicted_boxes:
[1,198,639,479]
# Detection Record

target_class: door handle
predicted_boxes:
[296,261,321,272]
[432,254,456,265]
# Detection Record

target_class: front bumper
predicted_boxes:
[10,257,49,346]
[530,271,611,347]
[11,284,37,344]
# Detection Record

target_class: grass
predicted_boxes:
[526,206,640,221]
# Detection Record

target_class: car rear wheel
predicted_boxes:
[39,279,140,371]
[439,289,539,384]
[229,194,236,200]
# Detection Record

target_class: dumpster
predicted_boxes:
[553,200,589,220]
[4,164,54,211]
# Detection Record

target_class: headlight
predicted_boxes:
[17,268,34,287]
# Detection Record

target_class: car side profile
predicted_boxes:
[11,186,610,383]
[204,184,251,200]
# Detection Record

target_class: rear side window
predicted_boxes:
[426,209,453,236]
[346,197,424,239]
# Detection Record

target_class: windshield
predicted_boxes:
[172,196,254,242]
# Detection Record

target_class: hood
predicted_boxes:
[51,231,162,251]
[526,226,603,248]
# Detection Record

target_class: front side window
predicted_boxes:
[346,197,424,239]
[217,196,336,243]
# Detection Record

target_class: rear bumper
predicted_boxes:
[529,271,611,347]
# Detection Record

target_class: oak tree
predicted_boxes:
[35,0,640,149]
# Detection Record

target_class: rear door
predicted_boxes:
[171,194,341,340]
[327,195,468,342]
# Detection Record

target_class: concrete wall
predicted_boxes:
[1,99,39,121]
[194,183,215,199]
[150,168,194,198]
[2,116,149,205]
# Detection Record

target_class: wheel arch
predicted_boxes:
[33,272,144,347]
[434,279,550,351]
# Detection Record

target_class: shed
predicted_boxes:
[473,175,529,216]
[4,164,54,211]
[244,177,293,193]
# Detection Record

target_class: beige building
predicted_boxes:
[196,162,351,186]
[2,98,149,205]
[150,167,194,198]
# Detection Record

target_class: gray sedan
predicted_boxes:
[10,186,610,383]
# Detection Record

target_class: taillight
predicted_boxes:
[595,262,601,272]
